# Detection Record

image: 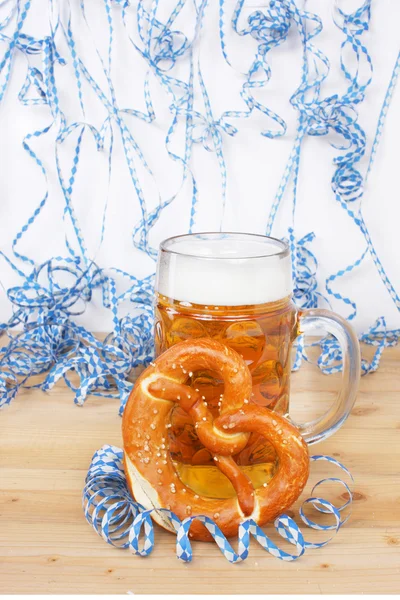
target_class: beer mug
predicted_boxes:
[154,232,360,499]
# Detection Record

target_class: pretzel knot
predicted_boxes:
[123,339,309,541]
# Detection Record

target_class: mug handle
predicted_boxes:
[293,308,361,445]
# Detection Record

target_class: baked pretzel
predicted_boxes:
[122,338,309,541]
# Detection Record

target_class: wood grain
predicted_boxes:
[1,343,400,594]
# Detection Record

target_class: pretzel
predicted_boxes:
[122,338,309,542]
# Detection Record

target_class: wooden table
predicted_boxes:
[1,344,399,594]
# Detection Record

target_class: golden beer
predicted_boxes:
[155,293,299,498]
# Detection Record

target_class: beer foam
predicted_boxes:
[156,234,292,306]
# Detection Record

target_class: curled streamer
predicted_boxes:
[287,228,331,372]
[266,0,399,375]
[83,445,353,564]
[323,2,400,372]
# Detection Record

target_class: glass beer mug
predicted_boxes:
[154,233,360,499]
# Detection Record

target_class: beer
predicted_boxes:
[155,233,298,498]
[155,294,299,498]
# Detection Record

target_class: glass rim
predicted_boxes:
[159,232,289,261]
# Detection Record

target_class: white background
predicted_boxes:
[0,0,399,334]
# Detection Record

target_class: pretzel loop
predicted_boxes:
[123,338,310,542]
[148,375,255,515]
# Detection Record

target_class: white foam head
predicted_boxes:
[156,233,292,306]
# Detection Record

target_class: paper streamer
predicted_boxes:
[0,1,399,412]
[83,444,353,564]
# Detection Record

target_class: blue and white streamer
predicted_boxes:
[258,0,400,374]
[83,444,353,564]
[0,1,399,412]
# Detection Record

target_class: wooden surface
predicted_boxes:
[1,343,400,594]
